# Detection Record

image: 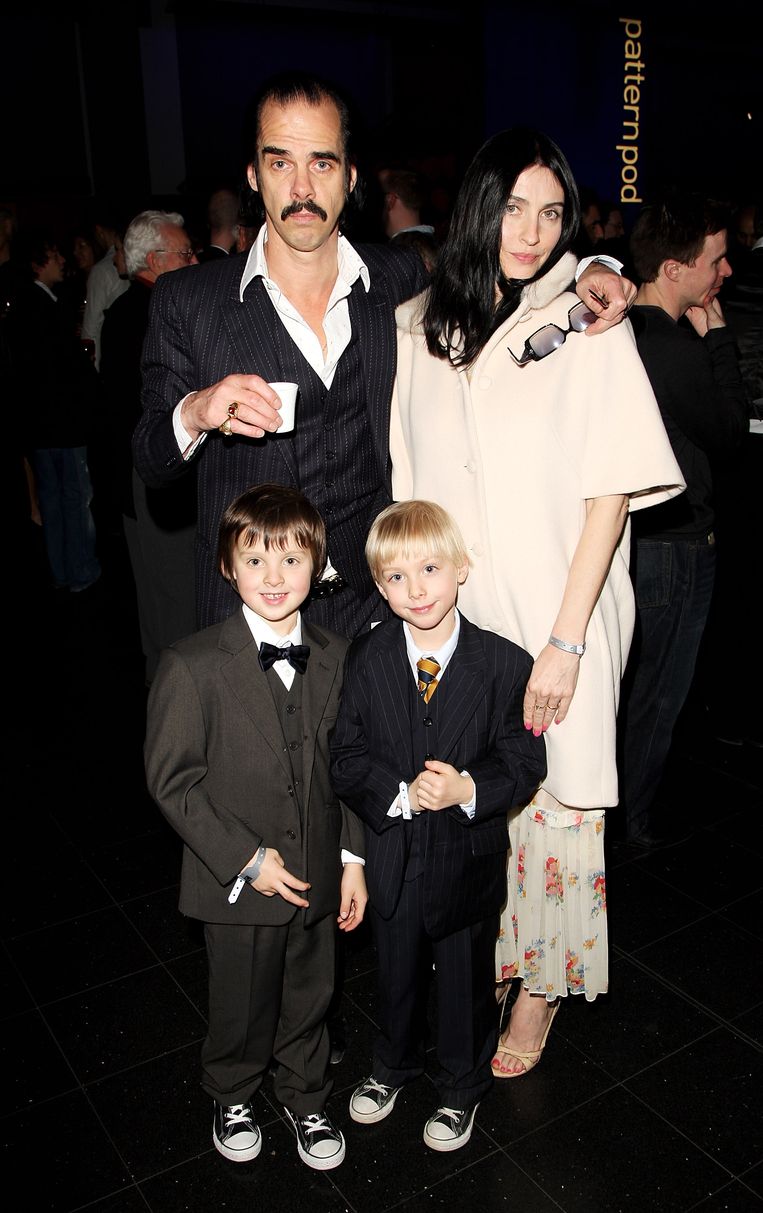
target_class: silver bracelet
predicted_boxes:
[549,634,586,656]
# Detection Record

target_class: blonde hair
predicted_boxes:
[366,500,469,581]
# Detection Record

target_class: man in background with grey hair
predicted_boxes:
[101,210,198,679]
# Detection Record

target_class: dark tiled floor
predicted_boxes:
[6,532,762,1212]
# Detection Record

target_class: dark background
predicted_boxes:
[3,1,761,240]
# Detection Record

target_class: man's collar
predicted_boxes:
[239,223,370,302]
[34,280,57,301]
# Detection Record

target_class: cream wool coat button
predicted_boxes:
[465,460,477,473]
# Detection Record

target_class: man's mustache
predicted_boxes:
[281,200,328,222]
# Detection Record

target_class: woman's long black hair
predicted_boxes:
[423,127,581,368]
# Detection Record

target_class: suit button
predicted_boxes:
[289,741,299,751]
[325,479,334,488]
[287,785,294,796]
[423,716,433,727]
[286,829,296,840]
[286,704,296,714]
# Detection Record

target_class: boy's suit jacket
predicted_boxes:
[146,609,362,926]
[330,615,546,939]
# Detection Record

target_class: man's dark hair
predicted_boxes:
[630,194,731,283]
[250,72,352,169]
[245,72,362,227]
[218,483,327,586]
[423,126,580,369]
[380,169,424,212]
[17,229,58,274]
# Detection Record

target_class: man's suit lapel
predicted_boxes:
[434,619,487,761]
[219,610,293,781]
[300,622,341,812]
[220,277,299,483]
[348,283,395,485]
[367,622,416,773]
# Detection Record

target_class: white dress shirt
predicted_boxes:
[173,224,370,454]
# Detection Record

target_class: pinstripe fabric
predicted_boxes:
[370,886,499,1105]
[133,244,428,633]
[331,614,545,1108]
[329,615,547,939]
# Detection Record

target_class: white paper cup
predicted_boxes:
[269,381,298,433]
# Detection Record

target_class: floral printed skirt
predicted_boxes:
[495,801,608,1002]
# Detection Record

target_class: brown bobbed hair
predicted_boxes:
[218,483,327,584]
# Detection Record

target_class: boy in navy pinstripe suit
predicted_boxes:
[330,502,545,1152]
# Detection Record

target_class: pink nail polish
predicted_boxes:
[524,722,532,731]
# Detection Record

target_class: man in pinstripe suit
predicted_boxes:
[330,503,546,1152]
[132,73,428,638]
[132,69,633,639]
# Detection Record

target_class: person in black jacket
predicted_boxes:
[9,233,100,591]
[618,196,750,844]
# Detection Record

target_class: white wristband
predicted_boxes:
[549,634,586,656]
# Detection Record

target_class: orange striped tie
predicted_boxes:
[417,656,440,704]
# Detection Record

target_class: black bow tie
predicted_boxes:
[258,641,310,674]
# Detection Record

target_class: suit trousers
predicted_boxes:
[201,912,334,1113]
[619,537,716,838]
[370,876,499,1110]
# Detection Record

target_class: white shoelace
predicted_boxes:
[224,1105,255,1128]
[301,1114,332,1135]
[363,1078,393,1097]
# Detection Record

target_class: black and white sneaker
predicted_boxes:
[423,1104,478,1152]
[212,1101,261,1162]
[283,1107,345,1170]
[349,1075,402,1124]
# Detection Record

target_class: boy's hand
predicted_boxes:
[338,863,368,932]
[251,848,310,907]
[416,761,474,811]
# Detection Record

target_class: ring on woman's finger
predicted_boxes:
[533,703,546,712]
[227,402,239,418]
[548,703,560,711]
[218,417,233,436]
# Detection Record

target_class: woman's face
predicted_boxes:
[499,164,565,281]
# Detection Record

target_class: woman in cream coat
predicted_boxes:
[390,128,683,1078]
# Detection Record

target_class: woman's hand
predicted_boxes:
[575,264,636,334]
[523,645,581,735]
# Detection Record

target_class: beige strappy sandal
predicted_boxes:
[491,1001,559,1079]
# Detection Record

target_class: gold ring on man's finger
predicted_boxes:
[218,417,233,436]
[227,402,239,418]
